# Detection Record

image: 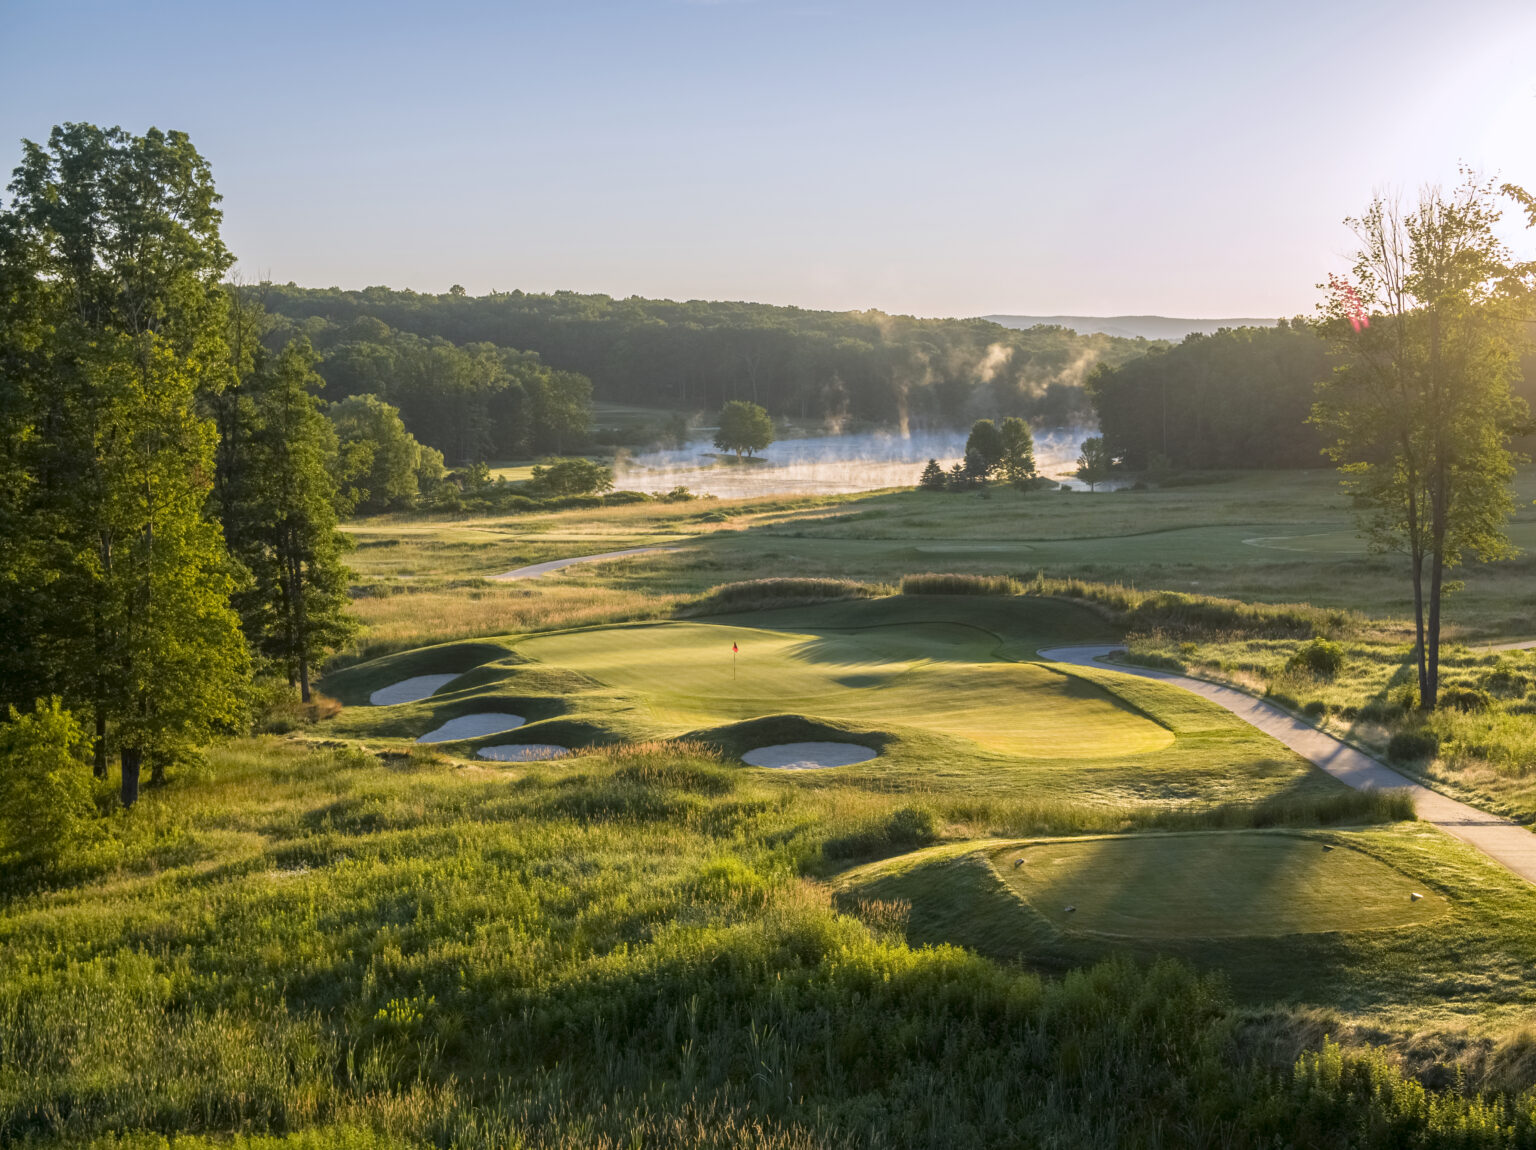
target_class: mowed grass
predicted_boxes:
[993,833,1446,939]
[515,618,1173,758]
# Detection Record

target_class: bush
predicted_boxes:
[1286,638,1345,680]
[527,457,614,497]
[1388,730,1440,763]
[1302,700,1328,719]
[1440,685,1493,713]
[0,698,96,868]
[1483,668,1529,698]
[824,806,939,860]
[899,573,1019,596]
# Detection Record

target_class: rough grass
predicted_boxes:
[899,572,1021,596]
[7,738,1536,1148]
[682,577,888,616]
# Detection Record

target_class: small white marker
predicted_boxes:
[1410,892,1423,902]
[1064,905,1076,913]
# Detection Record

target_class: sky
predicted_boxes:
[2,0,1533,318]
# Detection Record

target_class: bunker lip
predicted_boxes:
[417,713,526,743]
[369,674,461,706]
[477,743,570,762]
[742,741,876,770]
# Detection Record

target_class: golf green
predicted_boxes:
[993,833,1447,939]
[516,620,1173,757]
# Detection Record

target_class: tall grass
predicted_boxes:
[900,572,1020,596]
[1,739,1532,1148]
[1024,573,1361,639]
[682,577,887,616]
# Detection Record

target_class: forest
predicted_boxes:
[259,282,1158,431]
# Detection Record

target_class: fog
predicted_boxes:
[612,427,1102,498]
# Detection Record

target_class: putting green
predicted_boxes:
[994,833,1447,938]
[516,620,1173,758]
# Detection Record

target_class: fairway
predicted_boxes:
[516,619,1174,757]
[994,833,1447,938]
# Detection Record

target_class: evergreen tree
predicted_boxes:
[217,335,357,701]
[918,458,947,490]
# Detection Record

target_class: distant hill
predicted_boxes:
[982,315,1279,342]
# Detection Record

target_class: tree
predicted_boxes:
[216,331,357,702]
[528,457,614,497]
[964,419,1005,479]
[998,417,1037,488]
[0,698,95,869]
[918,458,947,490]
[0,124,250,805]
[1312,177,1530,710]
[1075,436,1111,491]
[328,393,433,512]
[714,400,775,459]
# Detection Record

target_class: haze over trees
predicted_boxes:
[1313,177,1533,710]
[1086,322,1333,470]
[258,283,1157,430]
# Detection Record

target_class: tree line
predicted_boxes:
[256,282,1158,430]
[0,124,361,821]
[267,309,594,466]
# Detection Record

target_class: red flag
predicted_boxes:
[732,642,739,653]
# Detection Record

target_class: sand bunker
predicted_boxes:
[742,742,876,770]
[369,674,461,706]
[416,713,526,743]
[477,744,571,762]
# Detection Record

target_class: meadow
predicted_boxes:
[12,465,1536,1146]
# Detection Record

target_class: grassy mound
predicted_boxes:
[994,832,1446,939]
[320,640,516,706]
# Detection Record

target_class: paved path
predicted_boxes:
[488,546,676,581]
[1482,638,1536,652]
[1039,645,1536,886]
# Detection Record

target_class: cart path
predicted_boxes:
[1039,645,1536,886]
[488,546,677,581]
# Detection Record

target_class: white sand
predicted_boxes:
[369,674,461,706]
[741,742,876,770]
[477,743,571,762]
[416,713,526,743]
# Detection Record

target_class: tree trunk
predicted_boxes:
[1426,548,1444,710]
[1410,547,1428,704]
[120,747,142,807]
[94,707,108,779]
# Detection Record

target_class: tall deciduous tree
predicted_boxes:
[1075,436,1111,491]
[0,123,249,804]
[998,417,1037,488]
[1313,177,1530,709]
[964,419,1005,479]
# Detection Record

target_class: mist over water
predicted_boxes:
[613,428,1098,498]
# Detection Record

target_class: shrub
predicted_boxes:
[824,806,938,860]
[0,698,96,868]
[1286,639,1345,680]
[1440,685,1493,713]
[1484,668,1530,698]
[899,573,1019,596]
[1388,730,1439,763]
[1391,684,1420,712]
[1302,700,1327,719]
[527,457,614,497]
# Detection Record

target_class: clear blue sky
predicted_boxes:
[3,0,1532,317]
